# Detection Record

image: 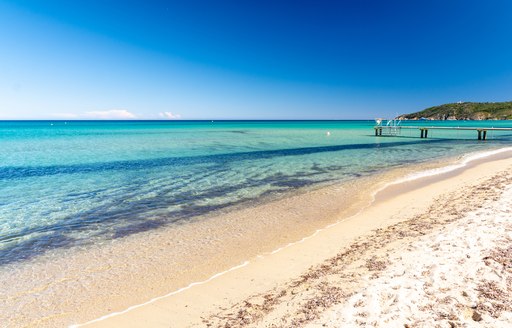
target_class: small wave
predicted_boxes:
[372,146,512,199]
[69,261,250,327]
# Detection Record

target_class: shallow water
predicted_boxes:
[1,120,511,266]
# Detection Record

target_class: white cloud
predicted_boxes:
[159,112,181,119]
[84,109,137,119]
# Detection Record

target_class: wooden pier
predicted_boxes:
[374,126,512,140]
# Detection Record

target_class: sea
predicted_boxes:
[1,119,512,267]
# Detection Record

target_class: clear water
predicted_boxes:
[1,120,511,265]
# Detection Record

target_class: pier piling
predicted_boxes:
[373,125,508,140]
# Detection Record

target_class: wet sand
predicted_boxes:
[74,150,512,327]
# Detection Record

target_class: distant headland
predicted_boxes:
[398,101,512,120]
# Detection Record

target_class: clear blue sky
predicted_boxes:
[1,0,512,119]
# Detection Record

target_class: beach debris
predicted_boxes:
[484,246,512,268]
[474,279,512,319]
[365,256,388,271]
[471,310,482,322]
[477,280,507,301]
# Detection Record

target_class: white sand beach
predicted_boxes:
[314,173,512,327]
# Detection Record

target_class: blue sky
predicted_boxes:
[1,0,512,119]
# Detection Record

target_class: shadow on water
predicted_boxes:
[0,138,501,266]
[0,139,452,181]
[0,166,332,265]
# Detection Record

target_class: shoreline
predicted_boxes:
[2,147,511,327]
[75,148,512,327]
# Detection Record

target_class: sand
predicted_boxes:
[314,174,512,327]
[73,150,512,327]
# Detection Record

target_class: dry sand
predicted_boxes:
[313,174,512,327]
[77,152,512,328]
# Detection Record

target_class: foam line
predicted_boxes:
[69,261,249,327]
[70,146,512,327]
[374,146,512,196]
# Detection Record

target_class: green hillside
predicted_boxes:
[398,101,512,120]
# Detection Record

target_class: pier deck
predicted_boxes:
[373,126,512,140]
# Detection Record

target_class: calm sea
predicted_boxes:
[1,120,511,265]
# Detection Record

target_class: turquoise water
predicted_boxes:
[1,120,511,265]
